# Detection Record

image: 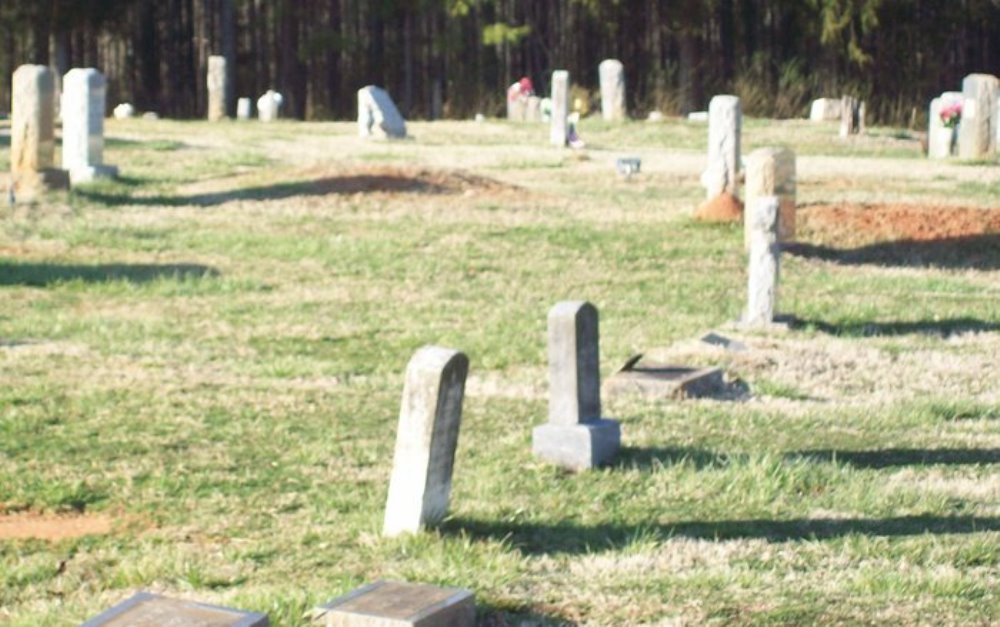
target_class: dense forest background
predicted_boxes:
[1,0,998,125]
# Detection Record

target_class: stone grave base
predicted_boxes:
[13,168,70,200]
[314,580,474,627]
[70,164,119,185]
[82,592,268,626]
[532,419,620,471]
[605,362,725,400]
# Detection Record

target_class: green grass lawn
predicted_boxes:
[1,115,998,625]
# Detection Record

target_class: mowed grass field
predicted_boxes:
[1,114,999,625]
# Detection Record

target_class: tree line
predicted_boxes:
[1,0,998,125]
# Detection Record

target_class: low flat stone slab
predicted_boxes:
[699,332,747,353]
[314,581,474,627]
[605,358,725,400]
[81,591,268,626]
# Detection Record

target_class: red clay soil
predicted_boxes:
[694,192,744,223]
[0,511,114,541]
[799,203,1000,246]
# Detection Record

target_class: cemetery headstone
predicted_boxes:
[525,95,542,122]
[839,95,862,137]
[744,147,796,246]
[207,55,228,121]
[599,59,626,122]
[928,91,963,159]
[383,346,468,537]
[62,68,118,184]
[257,90,282,122]
[958,73,999,159]
[532,301,620,470]
[700,95,741,200]
[743,196,781,328]
[112,102,134,119]
[357,85,407,139]
[82,592,268,626]
[237,97,252,120]
[809,98,841,122]
[550,70,570,146]
[314,581,474,627]
[10,64,69,199]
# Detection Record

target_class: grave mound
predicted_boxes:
[693,192,743,222]
[0,510,114,541]
[799,202,1000,246]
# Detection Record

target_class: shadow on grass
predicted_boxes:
[478,605,577,626]
[788,448,1000,468]
[615,446,735,471]
[785,235,1000,270]
[76,174,454,207]
[445,515,1000,554]
[0,262,219,286]
[792,316,1000,338]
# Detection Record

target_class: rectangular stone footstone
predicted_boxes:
[605,361,724,400]
[532,301,620,470]
[314,581,474,627]
[81,591,268,626]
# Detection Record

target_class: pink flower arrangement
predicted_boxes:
[940,101,962,128]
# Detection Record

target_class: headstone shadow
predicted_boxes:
[787,447,1000,468]
[784,235,1000,270]
[0,262,219,286]
[793,316,1000,338]
[614,446,738,471]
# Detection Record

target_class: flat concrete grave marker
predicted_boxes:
[314,581,474,627]
[549,70,569,146]
[383,346,468,537]
[532,301,620,470]
[744,147,795,246]
[700,332,747,353]
[62,68,118,184]
[358,85,407,139]
[700,95,741,199]
[11,64,69,199]
[207,55,228,121]
[599,59,626,122]
[605,356,724,400]
[82,591,268,626]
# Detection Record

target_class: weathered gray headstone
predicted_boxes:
[257,90,282,122]
[839,95,862,137]
[236,97,252,121]
[958,73,999,160]
[701,95,741,199]
[11,64,69,199]
[744,196,781,328]
[207,55,228,121]
[358,85,407,139]
[744,147,795,246]
[62,68,118,185]
[525,95,542,122]
[533,301,620,470]
[81,592,268,626]
[314,581,474,627]
[550,70,570,146]
[809,98,841,122]
[383,346,468,537]
[599,59,626,122]
[928,91,963,159]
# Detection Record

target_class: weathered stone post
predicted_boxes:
[62,68,118,184]
[550,70,570,146]
[533,301,620,470]
[745,147,796,247]
[744,196,781,328]
[206,55,228,121]
[383,346,469,537]
[599,59,626,122]
[11,64,69,199]
[839,95,862,137]
[958,73,999,160]
[701,95,741,200]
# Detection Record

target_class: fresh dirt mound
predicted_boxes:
[799,203,1000,247]
[0,511,114,541]
[694,193,743,223]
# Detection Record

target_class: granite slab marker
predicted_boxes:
[357,85,407,139]
[81,591,268,626]
[207,55,228,121]
[383,346,468,537]
[701,95,741,199]
[744,147,795,246]
[10,64,69,200]
[257,90,282,122]
[958,73,999,159]
[314,581,475,627]
[744,196,781,328]
[599,59,626,122]
[809,98,841,121]
[928,92,963,158]
[62,68,118,184]
[550,70,570,146]
[532,301,620,470]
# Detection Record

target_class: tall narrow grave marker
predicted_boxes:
[599,59,626,122]
[62,68,117,184]
[958,73,999,160]
[533,301,620,470]
[11,64,69,199]
[701,95,741,200]
[550,70,570,146]
[207,55,228,121]
[743,196,781,328]
[383,346,468,537]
